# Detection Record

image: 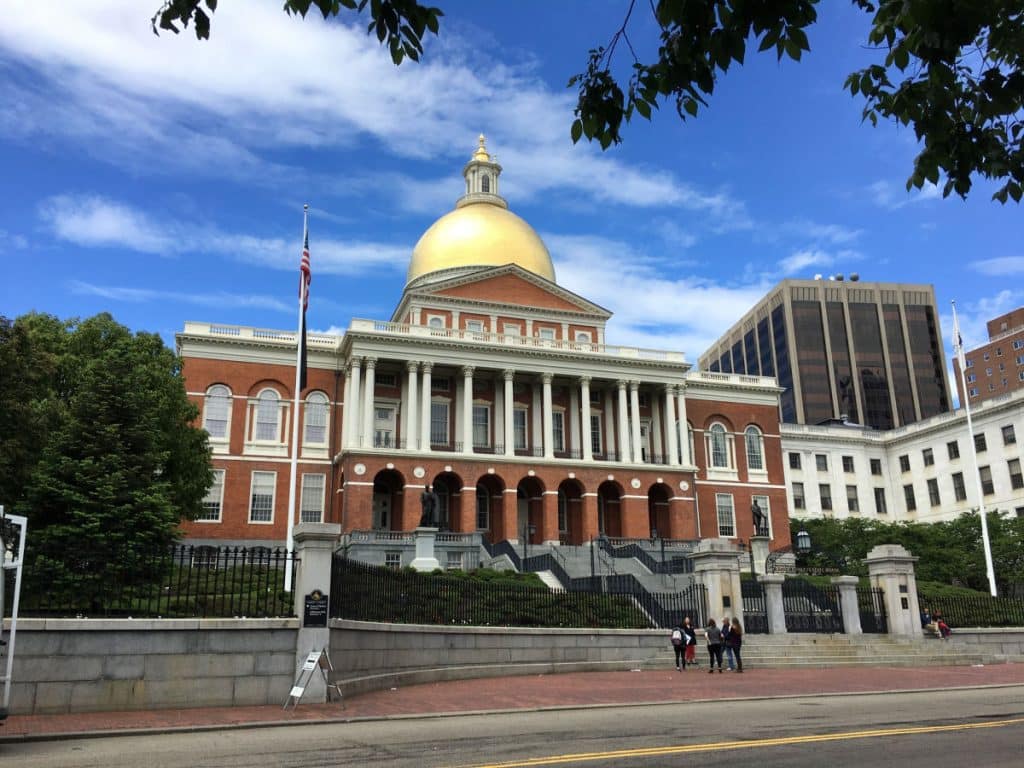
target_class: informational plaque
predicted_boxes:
[303,589,328,627]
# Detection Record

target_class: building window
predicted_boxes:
[947,440,960,460]
[1015,340,1024,350]
[374,405,396,448]
[870,458,882,476]
[503,323,522,337]
[966,373,976,383]
[476,485,489,530]
[744,426,764,471]
[430,401,450,446]
[952,471,967,501]
[1003,425,1017,445]
[708,423,732,469]
[465,319,484,334]
[927,478,940,507]
[789,452,801,470]
[969,388,979,397]
[203,385,232,440]
[984,352,990,361]
[1009,459,1023,490]
[975,433,987,452]
[979,465,994,495]
[557,490,568,532]
[249,471,276,523]
[874,487,887,515]
[198,469,225,522]
[846,485,859,512]
[815,454,828,472]
[997,347,1003,356]
[590,413,603,455]
[254,389,281,441]
[472,404,490,448]
[792,482,805,510]
[986,367,993,376]
[304,391,329,445]
[574,330,592,342]
[842,455,854,473]
[903,484,916,512]
[819,483,833,511]
[300,473,325,523]
[427,315,445,329]
[552,411,566,452]
[751,494,772,537]
[922,448,934,467]
[375,373,398,388]
[481,173,490,193]
[513,407,528,450]
[538,327,556,340]
[899,454,910,473]
[715,493,735,537]
[384,551,402,569]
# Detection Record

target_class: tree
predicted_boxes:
[0,313,212,604]
[152,0,1023,203]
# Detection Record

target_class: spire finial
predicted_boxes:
[472,134,490,162]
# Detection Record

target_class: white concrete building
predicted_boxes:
[781,389,1024,523]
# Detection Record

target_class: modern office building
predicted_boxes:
[176,137,790,552]
[699,278,951,430]
[954,307,1024,407]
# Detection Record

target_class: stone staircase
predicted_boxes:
[644,634,995,669]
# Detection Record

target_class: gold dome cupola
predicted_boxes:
[406,135,556,286]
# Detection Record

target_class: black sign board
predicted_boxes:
[303,589,328,627]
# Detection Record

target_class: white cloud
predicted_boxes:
[869,179,941,210]
[778,249,833,275]
[0,228,28,251]
[40,195,177,254]
[971,256,1024,276]
[68,280,294,313]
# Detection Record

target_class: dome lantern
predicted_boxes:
[458,134,507,209]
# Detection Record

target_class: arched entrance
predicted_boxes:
[430,471,463,531]
[516,476,545,545]
[558,478,585,544]
[597,480,623,538]
[371,469,404,531]
[648,483,672,539]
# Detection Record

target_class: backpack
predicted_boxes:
[671,628,683,646]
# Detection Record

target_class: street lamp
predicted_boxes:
[795,529,811,554]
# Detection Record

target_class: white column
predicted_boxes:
[664,385,679,466]
[420,363,433,452]
[616,380,630,463]
[629,381,642,463]
[531,382,543,455]
[405,361,418,450]
[341,360,354,449]
[604,389,615,460]
[346,358,362,449]
[676,386,691,466]
[503,370,515,457]
[651,394,663,462]
[569,384,581,458]
[541,373,554,459]
[360,357,376,448]
[494,373,505,452]
[462,365,474,453]
[580,377,593,462]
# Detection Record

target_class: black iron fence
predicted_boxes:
[741,579,768,634]
[918,592,1024,628]
[857,586,888,634]
[782,578,844,633]
[330,557,657,628]
[9,546,297,618]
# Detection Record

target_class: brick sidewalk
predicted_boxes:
[4,663,1023,742]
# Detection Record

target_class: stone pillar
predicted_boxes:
[411,527,441,571]
[541,490,560,545]
[832,575,863,635]
[340,361,353,449]
[676,386,691,466]
[420,362,432,452]
[345,358,362,449]
[503,370,515,457]
[629,381,642,463]
[750,535,770,576]
[864,544,921,638]
[360,357,376,448]
[569,385,581,458]
[616,380,630,463]
[663,385,679,466]
[405,361,418,450]
[292,523,341,703]
[690,539,743,624]
[461,365,474,453]
[651,395,663,462]
[541,373,554,459]
[758,572,787,635]
[580,377,593,462]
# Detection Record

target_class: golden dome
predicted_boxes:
[407,202,556,285]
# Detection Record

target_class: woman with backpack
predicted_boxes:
[670,620,687,671]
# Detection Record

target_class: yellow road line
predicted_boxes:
[455,717,1024,768]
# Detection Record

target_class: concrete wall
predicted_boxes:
[7,618,299,715]
[944,628,1024,659]
[330,619,671,697]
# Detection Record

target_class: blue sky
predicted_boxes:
[1,1,1021,377]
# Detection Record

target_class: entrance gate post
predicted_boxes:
[691,539,743,625]
[863,544,920,638]
[831,575,862,635]
[758,573,786,634]
[292,523,342,703]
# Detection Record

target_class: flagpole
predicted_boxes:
[284,204,310,593]
[952,300,997,596]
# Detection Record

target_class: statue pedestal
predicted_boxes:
[750,535,770,576]
[410,527,441,572]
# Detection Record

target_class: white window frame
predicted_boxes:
[374,402,398,448]
[744,425,766,476]
[590,412,603,455]
[465,319,484,333]
[475,486,489,530]
[537,327,556,341]
[245,388,288,457]
[249,471,277,524]
[427,314,446,329]
[503,323,522,337]
[198,468,225,522]
[430,400,450,447]
[552,409,566,452]
[300,473,326,523]
[303,391,329,458]
[472,403,491,448]
[513,407,528,450]
[574,330,592,343]
[254,389,281,441]
[715,493,736,537]
[203,385,232,453]
[705,423,736,479]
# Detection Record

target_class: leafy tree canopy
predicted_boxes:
[0,313,212,597]
[152,0,1024,203]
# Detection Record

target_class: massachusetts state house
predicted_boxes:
[177,137,789,552]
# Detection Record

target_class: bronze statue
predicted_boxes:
[420,484,439,527]
[751,499,768,536]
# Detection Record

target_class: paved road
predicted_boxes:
[5,686,1023,767]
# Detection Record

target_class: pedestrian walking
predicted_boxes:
[721,617,736,671]
[670,620,686,671]
[681,616,698,666]
[729,617,744,673]
[705,618,724,673]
